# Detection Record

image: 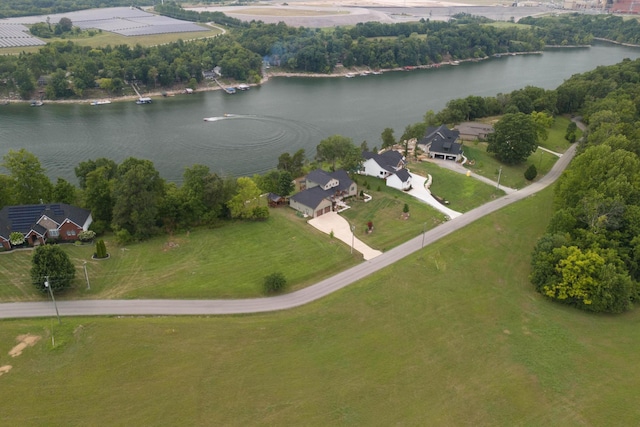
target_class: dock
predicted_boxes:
[214,78,236,94]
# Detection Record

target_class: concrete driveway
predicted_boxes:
[308,212,382,260]
[407,173,462,219]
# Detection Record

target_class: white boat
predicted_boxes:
[90,100,112,106]
[345,73,355,78]
[136,97,152,104]
[30,100,43,107]
[237,84,250,91]
[372,70,383,75]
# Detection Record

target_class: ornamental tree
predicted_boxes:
[31,245,76,292]
[487,113,539,164]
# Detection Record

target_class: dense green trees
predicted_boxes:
[316,135,360,171]
[112,158,165,240]
[527,58,640,313]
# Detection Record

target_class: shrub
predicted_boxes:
[9,231,25,246]
[524,164,538,181]
[403,203,409,214]
[89,220,109,235]
[263,272,287,294]
[252,206,269,220]
[115,229,133,245]
[94,239,108,259]
[78,230,96,242]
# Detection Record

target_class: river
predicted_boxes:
[1,42,639,183]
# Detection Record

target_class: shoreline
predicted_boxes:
[2,50,546,105]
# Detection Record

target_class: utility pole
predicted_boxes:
[44,276,61,324]
[83,261,90,290]
[496,166,503,190]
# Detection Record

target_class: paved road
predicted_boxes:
[0,143,577,320]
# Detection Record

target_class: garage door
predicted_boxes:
[316,209,323,217]
[324,206,331,214]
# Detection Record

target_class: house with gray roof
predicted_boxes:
[0,203,92,250]
[419,125,464,161]
[289,169,357,218]
[360,150,412,191]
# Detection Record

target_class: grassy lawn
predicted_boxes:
[0,26,222,55]
[408,161,504,212]
[3,186,640,425]
[340,175,445,251]
[462,116,578,189]
[0,208,359,301]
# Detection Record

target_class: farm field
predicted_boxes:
[2,186,639,425]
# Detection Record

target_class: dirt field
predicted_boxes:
[188,0,551,27]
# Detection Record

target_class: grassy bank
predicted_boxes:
[2,186,639,425]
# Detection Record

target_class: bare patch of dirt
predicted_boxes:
[9,334,41,358]
[0,365,12,377]
[163,241,180,252]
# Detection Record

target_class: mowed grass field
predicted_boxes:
[0,190,445,301]
[0,208,361,301]
[2,186,640,425]
[462,116,578,189]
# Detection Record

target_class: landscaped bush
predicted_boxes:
[263,272,287,294]
[9,231,25,246]
[94,239,108,259]
[524,164,538,181]
[78,230,96,242]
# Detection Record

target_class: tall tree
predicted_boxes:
[52,177,78,204]
[227,177,261,219]
[316,135,356,171]
[487,112,539,164]
[31,245,76,292]
[2,149,52,205]
[381,127,396,149]
[112,158,164,240]
[84,166,115,230]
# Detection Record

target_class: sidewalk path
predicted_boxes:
[308,212,382,260]
[538,146,563,157]
[406,173,462,219]
[0,143,579,320]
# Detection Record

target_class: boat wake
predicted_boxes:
[204,114,256,122]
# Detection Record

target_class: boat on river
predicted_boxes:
[30,100,43,107]
[237,84,250,91]
[136,97,152,104]
[225,87,236,94]
[90,100,112,106]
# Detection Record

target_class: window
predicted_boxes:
[66,230,76,237]
[48,229,59,237]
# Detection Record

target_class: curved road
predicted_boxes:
[0,143,577,320]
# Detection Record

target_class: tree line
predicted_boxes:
[0,149,296,244]
[0,11,548,100]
